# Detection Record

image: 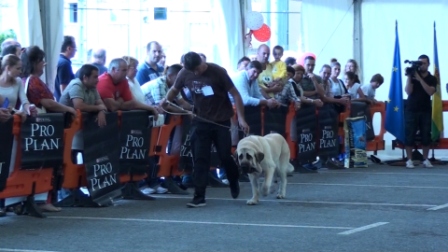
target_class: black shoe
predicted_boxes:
[187,195,206,208]
[229,181,240,199]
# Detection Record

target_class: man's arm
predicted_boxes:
[416,74,436,96]
[405,76,414,96]
[72,98,105,112]
[228,87,249,133]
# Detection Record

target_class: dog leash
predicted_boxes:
[162,101,249,137]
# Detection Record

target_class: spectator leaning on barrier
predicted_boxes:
[361,73,384,104]
[162,51,249,208]
[230,60,280,109]
[301,56,323,99]
[316,64,349,108]
[59,64,108,164]
[122,56,145,104]
[21,46,76,116]
[96,58,159,117]
[404,54,436,169]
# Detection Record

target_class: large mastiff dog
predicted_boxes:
[235,133,294,205]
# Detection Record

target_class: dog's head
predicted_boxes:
[233,147,264,174]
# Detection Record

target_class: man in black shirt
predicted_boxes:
[163,52,249,208]
[404,54,437,168]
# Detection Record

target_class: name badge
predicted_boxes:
[201,86,214,96]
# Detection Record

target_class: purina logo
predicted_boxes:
[96,156,109,163]
[36,117,51,123]
[130,130,142,135]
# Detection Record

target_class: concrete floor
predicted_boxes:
[1,162,448,252]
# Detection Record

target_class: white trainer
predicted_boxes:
[406,160,415,169]
[423,159,433,168]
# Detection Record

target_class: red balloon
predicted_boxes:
[252,24,271,42]
[298,52,317,66]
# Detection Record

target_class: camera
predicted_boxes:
[404,60,422,76]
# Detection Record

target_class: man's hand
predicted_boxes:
[97,110,107,127]
[294,101,301,111]
[160,98,169,109]
[266,99,280,109]
[67,107,77,116]
[0,108,11,123]
[313,99,324,107]
[148,106,159,121]
[28,105,38,117]
[97,104,107,112]
[238,118,250,135]
[413,72,423,83]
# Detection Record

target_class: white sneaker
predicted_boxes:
[423,159,433,168]
[406,160,415,169]
[156,186,168,194]
[142,187,156,194]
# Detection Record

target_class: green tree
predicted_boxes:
[0,29,17,54]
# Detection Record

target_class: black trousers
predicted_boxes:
[190,119,239,196]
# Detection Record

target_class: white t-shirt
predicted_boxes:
[329,78,346,97]
[347,83,361,99]
[361,84,375,99]
[127,77,145,104]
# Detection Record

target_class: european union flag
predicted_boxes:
[385,21,405,143]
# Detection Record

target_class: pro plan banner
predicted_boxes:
[263,106,288,137]
[119,111,152,175]
[0,117,14,192]
[317,104,339,158]
[83,112,121,206]
[350,101,375,141]
[20,113,65,169]
[295,104,318,164]
[179,116,220,172]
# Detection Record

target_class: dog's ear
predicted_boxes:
[231,151,239,166]
[255,152,264,162]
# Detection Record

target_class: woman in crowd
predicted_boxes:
[344,71,366,101]
[21,46,76,212]
[345,59,361,84]
[122,56,145,104]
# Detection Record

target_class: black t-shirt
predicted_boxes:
[406,72,437,112]
[174,63,235,122]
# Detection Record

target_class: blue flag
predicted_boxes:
[385,21,405,143]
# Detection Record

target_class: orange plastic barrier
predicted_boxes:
[156,115,183,177]
[365,102,386,154]
[60,110,87,190]
[0,115,54,199]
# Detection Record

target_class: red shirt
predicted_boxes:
[97,73,133,102]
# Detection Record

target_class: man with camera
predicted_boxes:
[404,55,437,168]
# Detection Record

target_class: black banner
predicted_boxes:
[119,111,152,175]
[83,112,121,206]
[0,117,14,192]
[295,104,318,164]
[20,113,65,169]
[317,104,339,158]
[263,106,288,137]
[350,101,375,141]
[179,116,220,172]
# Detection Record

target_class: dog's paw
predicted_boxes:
[246,198,259,205]
[276,194,285,199]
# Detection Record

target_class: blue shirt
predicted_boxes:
[54,54,75,101]
[136,62,164,86]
